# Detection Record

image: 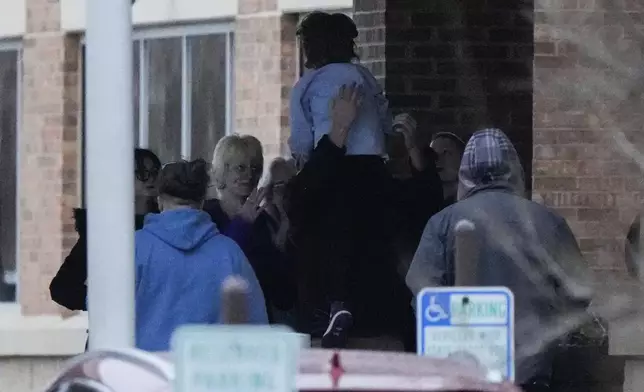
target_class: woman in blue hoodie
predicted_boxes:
[135,159,268,352]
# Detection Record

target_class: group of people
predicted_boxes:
[49,10,594,392]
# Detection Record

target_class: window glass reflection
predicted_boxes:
[189,34,228,162]
[0,49,17,302]
[147,38,182,163]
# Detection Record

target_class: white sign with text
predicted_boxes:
[416,287,515,381]
[173,325,301,392]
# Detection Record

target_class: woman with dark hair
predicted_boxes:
[50,148,162,311]
[135,159,267,351]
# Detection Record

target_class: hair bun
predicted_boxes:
[188,159,209,176]
[158,159,210,202]
[331,13,358,39]
[185,159,209,187]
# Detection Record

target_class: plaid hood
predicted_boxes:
[457,128,525,200]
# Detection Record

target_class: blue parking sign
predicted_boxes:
[416,287,514,381]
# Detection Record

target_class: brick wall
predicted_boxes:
[21,0,81,314]
[355,0,534,186]
[234,0,298,160]
[533,0,644,275]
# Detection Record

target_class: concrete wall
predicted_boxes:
[0,357,70,392]
[0,0,352,37]
[0,0,26,38]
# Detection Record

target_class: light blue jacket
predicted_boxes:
[289,63,392,161]
[135,208,268,351]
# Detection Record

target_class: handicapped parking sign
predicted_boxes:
[416,287,515,381]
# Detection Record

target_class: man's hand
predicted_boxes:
[394,113,427,171]
[393,113,419,149]
[329,83,362,148]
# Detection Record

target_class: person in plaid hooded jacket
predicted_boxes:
[406,128,593,391]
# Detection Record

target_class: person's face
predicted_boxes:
[268,167,295,206]
[223,155,262,199]
[430,137,462,184]
[134,157,159,198]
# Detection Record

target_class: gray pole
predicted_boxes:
[454,219,479,286]
[221,276,250,324]
[85,0,135,349]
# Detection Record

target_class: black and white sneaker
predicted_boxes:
[321,309,353,349]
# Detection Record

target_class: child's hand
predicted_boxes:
[329,83,362,148]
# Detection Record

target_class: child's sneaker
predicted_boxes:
[321,304,353,349]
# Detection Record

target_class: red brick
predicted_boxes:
[578,207,619,222]
[234,11,297,158]
[20,2,81,315]
[534,176,578,191]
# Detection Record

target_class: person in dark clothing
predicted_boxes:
[204,135,297,324]
[290,11,442,349]
[50,148,161,311]
[288,85,443,351]
[430,132,466,208]
[262,158,299,327]
[407,128,593,387]
[264,158,297,253]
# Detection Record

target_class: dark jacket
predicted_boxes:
[287,135,443,343]
[203,200,297,322]
[407,129,593,383]
[49,208,147,311]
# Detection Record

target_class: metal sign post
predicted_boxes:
[454,220,480,286]
[221,276,250,325]
[85,0,135,350]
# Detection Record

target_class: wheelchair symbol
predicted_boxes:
[425,295,449,322]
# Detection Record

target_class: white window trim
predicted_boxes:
[180,36,192,159]
[225,31,233,138]
[132,22,234,40]
[0,40,21,303]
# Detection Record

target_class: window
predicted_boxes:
[0,44,20,302]
[82,25,234,169]
[134,26,234,163]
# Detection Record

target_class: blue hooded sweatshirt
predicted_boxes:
[289,63,393,162]
[135,208,268,351]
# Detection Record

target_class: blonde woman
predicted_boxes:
[203,135,297,324]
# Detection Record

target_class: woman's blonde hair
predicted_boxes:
[211,134,264,190]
